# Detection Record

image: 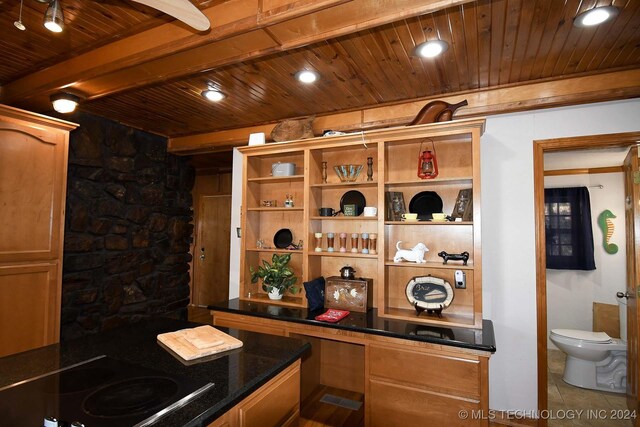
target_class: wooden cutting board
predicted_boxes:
[157,325,243,361]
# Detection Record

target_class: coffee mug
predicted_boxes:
[402,213,418,221]
[363,206,377,217]
[319,207,334,217]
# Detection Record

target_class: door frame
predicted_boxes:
[534,131,640,426]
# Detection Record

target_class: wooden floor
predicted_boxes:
[300,385,364,427]
[187,305,213,325]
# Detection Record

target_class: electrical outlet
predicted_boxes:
[454,270,466,289]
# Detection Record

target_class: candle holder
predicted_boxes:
[322,161,328,183]
[367,157,373,181]
[314,232,323,252]
[351,233,359,253]
[361,233,370,254]
[339,233,347,253]
[327,233,335,252]
[370,233,378,254]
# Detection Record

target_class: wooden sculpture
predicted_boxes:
[271,116,315,142]
[409,99,468,125]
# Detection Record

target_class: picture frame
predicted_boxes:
[385,191,406,221]
[451,189,473,221]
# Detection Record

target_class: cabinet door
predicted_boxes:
[0,124,67,263]
[0,263,59,356]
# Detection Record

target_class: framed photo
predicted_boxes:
[385,191,406,221]
[451,189,473,221]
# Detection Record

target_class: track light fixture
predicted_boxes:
[44,0,65,33]
[51,93,81,113]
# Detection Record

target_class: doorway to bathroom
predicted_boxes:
[534,132,640,427]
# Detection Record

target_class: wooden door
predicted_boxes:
[624,146,640,416]
[0,124,67,263]
[0,263,59,357]
[194,195,231,305]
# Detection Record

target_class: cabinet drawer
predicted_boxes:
[213,314,287,337]
[368,379,481,427]
[369,345,480,397]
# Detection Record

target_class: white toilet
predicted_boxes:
[549,295,627,393]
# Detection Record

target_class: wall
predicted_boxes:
[482,98,640,411]
[61,112,195,340]
[228,98,640,411]
[545,171,626,346]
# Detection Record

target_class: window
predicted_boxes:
[544,187,596,270]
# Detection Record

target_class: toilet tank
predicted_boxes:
[617,295,627,342]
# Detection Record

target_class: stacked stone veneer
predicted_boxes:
[61,112,194,340]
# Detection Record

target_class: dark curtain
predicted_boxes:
[544,186,596,270]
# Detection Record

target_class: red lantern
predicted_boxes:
[417,139,438,179]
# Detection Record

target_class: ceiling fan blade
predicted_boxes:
[131,0,210,31]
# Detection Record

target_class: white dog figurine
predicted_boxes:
[393,241,429,263]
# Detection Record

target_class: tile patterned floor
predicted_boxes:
[548,349,635,426]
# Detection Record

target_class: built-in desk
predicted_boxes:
[209,299,496,427]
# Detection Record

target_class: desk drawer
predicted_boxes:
[369,345,480,398]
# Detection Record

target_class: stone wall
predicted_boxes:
[61,112,194,340]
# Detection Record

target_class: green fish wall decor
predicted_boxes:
[597,210,618,255]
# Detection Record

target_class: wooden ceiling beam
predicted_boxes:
[1,0,475,111]
[167,68,640,153]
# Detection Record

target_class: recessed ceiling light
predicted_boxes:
[574,6,619,28]
[415,40,449,58]
[296,70,319,84]
[202,89,225,102]
[50,93,80,113]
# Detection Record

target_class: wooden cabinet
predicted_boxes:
[0,105,77,357]
[238,118,485,328]
[207,360,301,427]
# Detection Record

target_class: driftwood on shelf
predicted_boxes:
[270,116,315,142]
[409,99,468,125]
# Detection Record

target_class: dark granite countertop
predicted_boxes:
[208,298,496,353]
[0,317,310,427]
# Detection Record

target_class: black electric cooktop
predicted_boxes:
[0,355,214,426]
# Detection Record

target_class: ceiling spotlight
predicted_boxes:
[415,40,449,58]
[51,93,80,113]
[574,6,619,28]
[296,70,319,84]
[202,89,225,102]
[44,0,65,33]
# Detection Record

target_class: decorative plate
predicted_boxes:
[408,191,443,221]
[405,276,454,310]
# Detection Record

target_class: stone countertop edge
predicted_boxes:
[208,298,496,353]
[0,317,311,427]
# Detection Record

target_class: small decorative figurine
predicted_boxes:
[327,232,335,252]
[322,161,328,184]
[314,232,323,252]
[437,251,469,265]
[350,233,359,253]
[393,241,428,263]
[361,233,369,254]
[339,233,347,253]
[370,233,378,254]
[367,157,373,181]
[284,194,294,208]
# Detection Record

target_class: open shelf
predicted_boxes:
[247,207,304,212]
[311,216,378,221]
[247,248,303,254]
[248,175,304,183]
[385,221,472,225]
[385,177,472,186]
[384,260,474,270]
[309,252,378,259]
[310,181,377,189]
[381,306,475,328]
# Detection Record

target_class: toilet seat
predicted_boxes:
[551,329,612,343]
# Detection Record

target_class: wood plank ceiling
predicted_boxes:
[1,0,639,138]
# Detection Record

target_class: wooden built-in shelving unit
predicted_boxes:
[238,118,485,328]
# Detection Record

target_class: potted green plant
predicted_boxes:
[250,253,298,300]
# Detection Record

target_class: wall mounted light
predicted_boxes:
[415,40,449,58]
[573,6,619,28]
[295,70,319,84]
[44,0,65,33]
[51,93,80,113]
[202,88,225,102]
